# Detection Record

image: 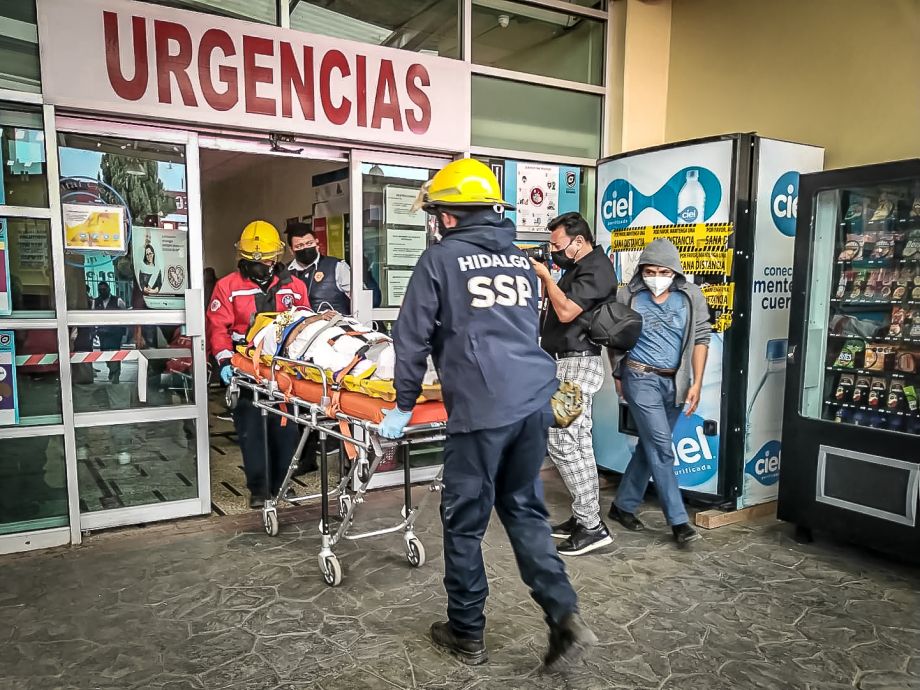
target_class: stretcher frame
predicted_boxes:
[227,355,445,587]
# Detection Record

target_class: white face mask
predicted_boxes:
[643,275,673,296]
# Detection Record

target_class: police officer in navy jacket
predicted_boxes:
[286,222,351,315]
[378,159,596,671]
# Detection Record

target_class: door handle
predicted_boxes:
[786,344,797,364]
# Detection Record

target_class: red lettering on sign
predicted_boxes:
[198,29,237,111]
[104,12,148,101]
[371,60,402,131]
[320,50,351,126]
[243,35,276,116]
[355,55,367,128]
[405,64,431,134]
[280,43,314,120]
[154,20,197,106]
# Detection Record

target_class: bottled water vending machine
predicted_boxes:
[593,134,825,509]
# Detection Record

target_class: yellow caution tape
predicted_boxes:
[609,223,734,252]
[679,250,733,276]
[700,282,735,309]
[714,312,733,332]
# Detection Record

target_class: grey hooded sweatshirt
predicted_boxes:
[616,238,712,405]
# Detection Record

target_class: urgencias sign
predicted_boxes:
[36,0,470,151]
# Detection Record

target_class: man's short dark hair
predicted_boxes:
[547,212,593,244]
[285,221,314,245]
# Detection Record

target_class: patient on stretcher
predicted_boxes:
[248,308,439,386]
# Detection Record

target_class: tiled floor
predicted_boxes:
[1,473,918,690]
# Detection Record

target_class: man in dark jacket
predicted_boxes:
[286,221,351,315]
[378,159,595,671]
[609,238,711,545]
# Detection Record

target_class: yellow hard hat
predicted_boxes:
[236,220,284,261]
[419,158,514,212]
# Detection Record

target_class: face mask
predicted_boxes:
[98,289,110,300]
[295,247,318,265]
[551,239,580,270]
[643,275,674,296]
[240,260,273,286]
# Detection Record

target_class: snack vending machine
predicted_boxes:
[778,159,920,558]
[593,134,824,508]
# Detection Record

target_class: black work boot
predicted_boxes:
[429,622,488,665]
[672,522,701,545]
[550,515,577,539]
[543,613,598,672]
[249,494,265,510]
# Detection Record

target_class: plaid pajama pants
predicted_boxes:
[548,355,605,527]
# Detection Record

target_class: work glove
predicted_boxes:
[379,407,413,439]
[220,364,233,385]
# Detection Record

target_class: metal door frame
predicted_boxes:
[54,115,211,531]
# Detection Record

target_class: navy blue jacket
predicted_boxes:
[393,217,558,434]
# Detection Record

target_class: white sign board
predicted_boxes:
[384,185,426,227]
[36,0,471,152]
[515,163,559,232]
[386,228,426,267]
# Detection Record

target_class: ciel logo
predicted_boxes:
[670,413,719,488]
[600,179,636,231]
[771,171,800,237]
[745,440,781,486]
[0,333,11,347]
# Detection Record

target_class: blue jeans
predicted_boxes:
[615,367,689,526]
[441,406,578,638]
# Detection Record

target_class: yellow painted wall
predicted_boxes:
[665,0,920,169]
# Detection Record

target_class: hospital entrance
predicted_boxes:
[198,144,447,515]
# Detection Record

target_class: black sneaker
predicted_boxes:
[608,503,645,531]
[429,622,488,665]
[543,612,598,672]
[249,494,265,509]
[557,522,613,556]
[672,523,701,545]
[550,516,577,539]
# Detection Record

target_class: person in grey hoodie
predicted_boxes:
[607,238,711,545]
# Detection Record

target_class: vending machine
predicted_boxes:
[593,134,824,508]
[778,159,920,558]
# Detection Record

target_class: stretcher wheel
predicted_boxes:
[405,537,425,568]
[263,508,279,537]
[319,553,342,586]
[357,463,370,484]
[338,494,353,520]
[226,389,239,411]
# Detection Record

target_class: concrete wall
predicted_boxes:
[664,0,920,169]
[201,155,343,275]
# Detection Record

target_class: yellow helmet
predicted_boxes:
[236,220,284,261]
[419,158,514,212]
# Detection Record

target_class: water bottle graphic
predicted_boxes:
[677,169,706,223]
[743,338,787,498]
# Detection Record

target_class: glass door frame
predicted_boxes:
[348,149,454,324]
[53,115,211,531]
[348,149,454,490]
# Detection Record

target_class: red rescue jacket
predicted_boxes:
[206,267,309,365]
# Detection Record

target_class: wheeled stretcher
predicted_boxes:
[227,352,447,587]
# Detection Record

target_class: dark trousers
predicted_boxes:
[231,392,300,496]
[441,406,578,638]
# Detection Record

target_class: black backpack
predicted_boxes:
[577,300,642,351]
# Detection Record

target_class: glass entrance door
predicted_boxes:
[348,151,451,324]
[55,119,209,530]
[348,150,451,487]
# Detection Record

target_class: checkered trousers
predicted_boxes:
[548,355,605,527]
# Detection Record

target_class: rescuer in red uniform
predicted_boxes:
[206,221,310,508]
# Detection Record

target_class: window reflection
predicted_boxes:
[70,322,194,413]
[58,134,189,312]
[0,435,68,535]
